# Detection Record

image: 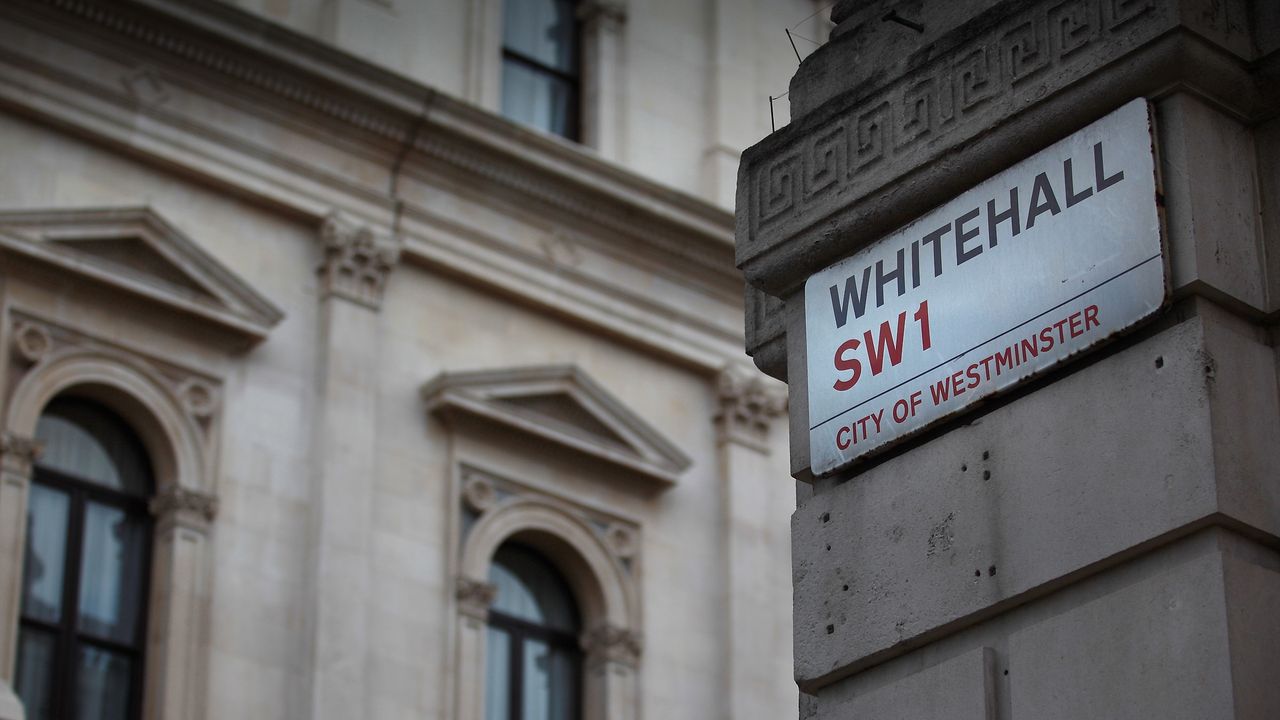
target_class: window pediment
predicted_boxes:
[0,207,283,345]
[421,365,689,490]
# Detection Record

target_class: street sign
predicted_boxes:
[804,99,1166,476]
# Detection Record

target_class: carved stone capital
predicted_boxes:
[456,576,498,621]
[581,624,642,668]
[11,321,53,366]
[318,212,401,309]
[578,0,627,32]
[150,485,218,530]
[714,365,787,450]
[0,432,44,477]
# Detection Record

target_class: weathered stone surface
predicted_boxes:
[1007,550,1234,719]
[820,647,995,720]
[792,306,1280,686]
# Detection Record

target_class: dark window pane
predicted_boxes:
[503,0,577,72]
[484,627,511,720]
[21,484,70,624]
[35,399,150,495]
[75,645,132,720]
[489,545,579,633]
[15,628,57,720]
[77,502,148,644]
[521,638,576,720]
[501,60,576,138]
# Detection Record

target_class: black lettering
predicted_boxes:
[1063,157,1093,207]
[1026,171,1062,229]
[921,225,948,278]
[910,240,921,289]
[1094,141,1124,191]
[829,266,873,328]
[954,208,982,265]
[874,248,907,308]
[986,187,1020,248]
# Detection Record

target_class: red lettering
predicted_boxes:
[1039,326,1055,352]
[1084,304,1100,330]
[833,338,862,391]
[914,301,932,350]
[865,312,908,376]
[836,426,851,450]
[994,348,1013,375]
[1068,311,1083,338]
[966,363,981,389]
[951,370,966,395]
[929,376,952,404]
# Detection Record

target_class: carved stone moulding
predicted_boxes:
[456,576,498,621]
[0,431,44,476]
[734,0,1261,295]
[149,484,219,526]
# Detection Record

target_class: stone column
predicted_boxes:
[144,485,217,720]
[454,577,496,720]
[306,213,400,720]
[580,624,641,720]
[712,366,788,720]
[0,433,40,720]
[579,1,627,160]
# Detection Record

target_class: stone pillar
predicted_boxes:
[735,1,1280,718]
[0,433,40,720]
[144,485,217,720]
[712,366,789,720]
[453,577,496,720]
[580,624,641,720]
[579,1,627,160]
[306,213,400,720]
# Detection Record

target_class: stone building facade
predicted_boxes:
[737,0,1279,718]
[0,0,812,718]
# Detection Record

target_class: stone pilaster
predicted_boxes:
[0,433,41,686]
[580,624,641,720]
[306,212,398,720]
[145,484,217,719]
[712,365,792,720]
[578,1,627,158]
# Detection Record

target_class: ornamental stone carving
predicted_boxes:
[11,321,53,366]
[581,624,642,667]
[150,484,218,529]
[456,576,498,621]
[177,378,219,420]
[603,523,637,560]
[714,365,788,450]
[461,474,498,514]
[0,432,44,476]
[318,212,401,309]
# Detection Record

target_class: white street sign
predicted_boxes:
[804,99,1167,476]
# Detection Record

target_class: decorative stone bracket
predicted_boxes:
[456,576,498,621]
[0,431,43,477]
[581,624,642,668]
[149,484,219,532]
[318,212,402,309]
[714,365,788,451]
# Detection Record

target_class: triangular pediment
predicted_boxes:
[0,207,283,344]
[421,365,691,490]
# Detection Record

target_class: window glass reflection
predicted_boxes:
[15,629,57,720]
[76,645,132,720]
[78,502,147,644]
[21,484,69,624]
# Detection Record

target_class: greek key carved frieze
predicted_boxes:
[747,0,1163,245]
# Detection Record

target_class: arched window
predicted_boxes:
[501,0,581,140]
[14,397,153,720]
[486,543,582,720]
